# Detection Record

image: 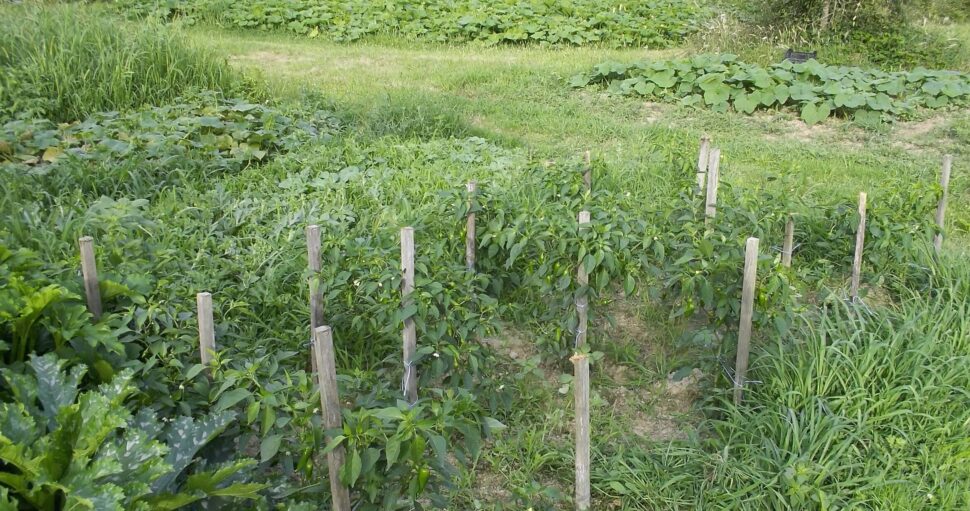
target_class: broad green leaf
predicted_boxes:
[342,448,362,486]
[788,82,815,102]
[483,417,506,434]
[702,83,730,107]
[30,354,84,425]
[633,80,656,96]
[733,93,758,114]
[833,93,866,109]
[260,434,282,463]
[214,388,252,412]
[800,102,831,125]
[385,437,401,469]
[647,69,677,88]
[153,411,235,493]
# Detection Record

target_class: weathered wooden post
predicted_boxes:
[734,237,759,405]
[306,225,323,374]
[575,211,590,348]
[401,227,418,403]
[466,182,477,271]
[782,216,794,268]
[572,352,590,510]
[934,155,953,254]
[705,148,721,221]
[696,135,710,194]
[78,236,102,320]
[313,326,352,511]
[196,292,216,367]
[850,192,867,302]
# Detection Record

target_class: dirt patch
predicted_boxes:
[641,101,669,124]
[482,324,539,363]
[894,115,946,140]
[761,116,838,144]
[597,294,705,442]
[600,293,662,359]
[891,115,949,153]
[472,468,512,502]
[607,368,704,442]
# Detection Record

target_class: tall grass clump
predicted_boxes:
[0,2,237,122]
[705,252,970,509]
[598,248,969,509]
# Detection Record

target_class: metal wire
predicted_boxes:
[770,242,803,253]
[573,301,588,348]
[719,356,762,386]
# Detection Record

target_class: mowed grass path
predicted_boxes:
[197,29,970,252]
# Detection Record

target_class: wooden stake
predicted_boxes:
[696,135,710,194]
[575,211,591,349]
[583,150,592,192]
[705,148,721,220]
[734,237,759,405]
[465,182,477,271]
[572,352,590,510]
[78,236,102,321]
[307,225,323,375]
[934,155,953,253]
[850,192,867,302]
[401,227,417,404]
[196,292,216,367]
[782,216,794,268]
[313,326,352,511]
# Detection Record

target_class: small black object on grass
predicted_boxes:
[784,49,817,63]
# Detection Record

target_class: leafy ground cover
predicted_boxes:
[2,2,970,510]
[114,0,703,47]
[571,54,970,124]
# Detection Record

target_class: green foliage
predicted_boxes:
[319,388,502,509]
[0,244,129,369]
[0,91,339,174]
[0,354,263,510]
[593,252,970,510]
[114,0,702,47]
[1,6,962,506]
[571,54,970,123]
[752,0,908,33]
[0,3,238,123]
[842,21,965,70]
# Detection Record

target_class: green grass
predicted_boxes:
[586,252,970,510]
[0,2,240,122]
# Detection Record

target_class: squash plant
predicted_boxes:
[115,0,703,48]
[0,354,263,510]
[0,244,126,373]
[572,54,970,124]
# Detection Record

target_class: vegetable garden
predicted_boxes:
[2,1,969,510]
